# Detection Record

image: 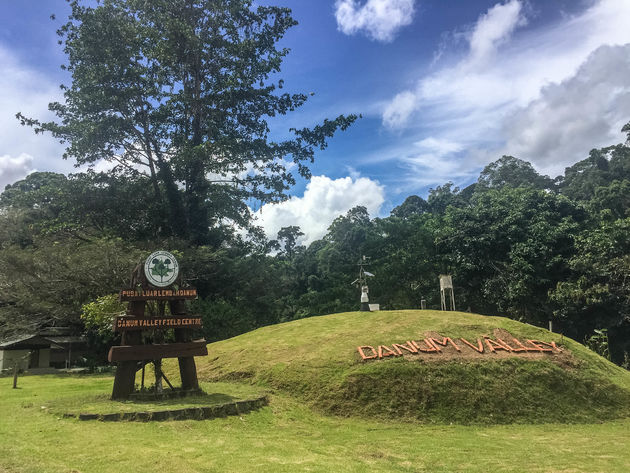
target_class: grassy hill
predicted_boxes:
[195,310,630,424]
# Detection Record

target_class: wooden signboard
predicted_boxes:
[110,251,208,400]
[108,340,208,362]
[113,316,203,332]
[119,288,198,301]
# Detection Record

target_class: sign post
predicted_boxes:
[110,251,207,400]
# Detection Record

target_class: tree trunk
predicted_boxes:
[154,151,189,239]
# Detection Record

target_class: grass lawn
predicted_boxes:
[1,373,629,473]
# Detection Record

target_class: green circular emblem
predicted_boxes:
[144,251,179,287]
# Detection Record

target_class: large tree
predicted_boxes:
[557,122,630,202]
[477,155,554,191]
[18,0,356,244]
[550,218,630,341]
[437,187,584,324]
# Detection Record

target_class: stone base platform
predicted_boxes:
[63,396,268,422]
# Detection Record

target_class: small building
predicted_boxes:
[0,330,89,371]
[0,335,53,371]
[46,335,89,369]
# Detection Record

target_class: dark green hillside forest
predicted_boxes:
[1,0,629,367]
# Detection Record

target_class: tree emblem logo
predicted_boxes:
[144,250,179,287]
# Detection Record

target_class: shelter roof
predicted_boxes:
[46,336,87,345]
[0,335,53,349]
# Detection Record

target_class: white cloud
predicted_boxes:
[467,0,526,66]
[383,91,419,129]
[335,0,416,42]
[254,175,385,245]
[501,44,630,177]
[378,0,630,181]
[399,138,477,187]
[0,45,69,186]
[382,0,531,129]
[414,137,463,155]
[0,154,35,191]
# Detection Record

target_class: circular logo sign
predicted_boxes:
[144,251,179,287]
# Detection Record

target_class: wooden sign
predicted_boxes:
[108,340,208,362]
[110,253,205,400]
[113,316,203,332]
[119,288,198,301]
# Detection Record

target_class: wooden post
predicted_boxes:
[111,300,144,400]
[153,359,163,393]
[159,368,175,390]
[175,330,200,390]
[439,275,455,311]
[170,300,199,391]
[12,362,18,389]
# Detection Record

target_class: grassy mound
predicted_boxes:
[195,310,630,424]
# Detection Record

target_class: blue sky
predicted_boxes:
[1,0,630,243]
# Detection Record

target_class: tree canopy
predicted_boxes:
[17,0,356,244]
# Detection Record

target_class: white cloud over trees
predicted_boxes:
[254,175,385,245]
[501,44,630,177]
[379,0,630,182]
[0,154,34,191]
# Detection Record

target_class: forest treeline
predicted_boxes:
[1,125,629,365]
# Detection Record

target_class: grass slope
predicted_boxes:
[194,310,630,424]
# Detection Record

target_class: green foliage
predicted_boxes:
[437,187,583,323]
[558,144,630,202]
[194,298,257,343]
[390,194,429,218]
[0,170,169,242]
[426,182,469,214]
[585,329,611,360]
[477,155,554,191]
[0,235,143,338]
[591,179,630,219]
[550,217,630,344]
[276,226,304,259]
[80,294,125,344]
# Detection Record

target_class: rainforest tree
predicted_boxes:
[18,0,356,244]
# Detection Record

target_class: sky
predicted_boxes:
[1,0,630,244]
